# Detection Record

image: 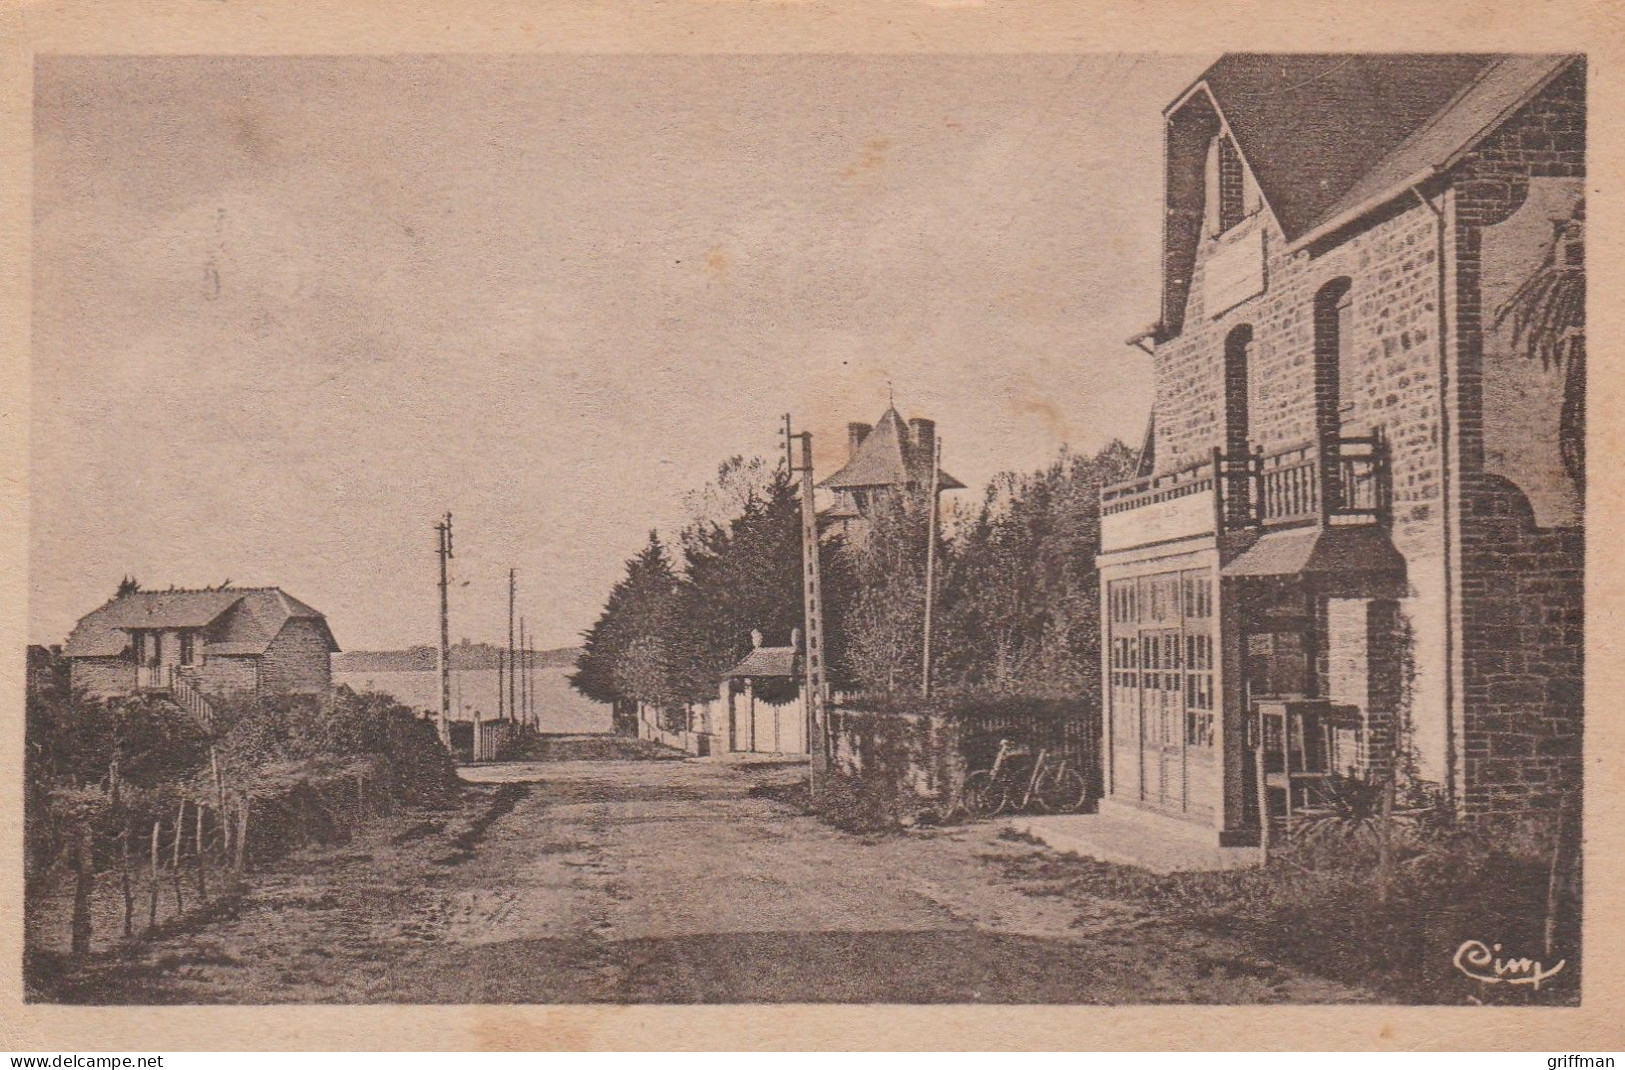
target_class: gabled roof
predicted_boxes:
[723,646,799,679]
[64,586,338,658]
[818,406,965,491]
[1294,54,1581,248]
[1179,54,1503,243]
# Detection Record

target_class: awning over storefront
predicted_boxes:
[1221,525,1407,598]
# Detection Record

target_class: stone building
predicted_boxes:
[64,585,339,700]
[819,404,963,539]
[1099,54,1583,843]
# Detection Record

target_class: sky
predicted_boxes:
[31,53,1213,652]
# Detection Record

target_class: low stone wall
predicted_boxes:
[635,702,720,757]
[828,706,966,818]
[826,694,1099,824]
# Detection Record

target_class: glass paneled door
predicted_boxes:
[1141,629,1184,810]
[1106,569,1217,819]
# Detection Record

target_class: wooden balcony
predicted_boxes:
[1100,432,1390,553]
[1100,455,1222,552]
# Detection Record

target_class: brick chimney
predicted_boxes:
[908,417,936,474]
[847,422,872,460]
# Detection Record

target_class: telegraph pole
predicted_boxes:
[519,616,529,729]
[527,626,537,728]
[434,513,454,748]
[785,415,830,796]
[921,436,942,698]
[507,569,517,723]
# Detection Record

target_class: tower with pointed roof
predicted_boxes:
[817,404,964,540]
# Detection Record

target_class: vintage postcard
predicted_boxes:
[3,0,1621,1052]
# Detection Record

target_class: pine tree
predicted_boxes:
[570,531,684,732]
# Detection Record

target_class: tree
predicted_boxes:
[570,531,686,730]
[930,440,1136,696]
[834,489,931,693]
[1494,197,1585,491]
[670,463,803,702]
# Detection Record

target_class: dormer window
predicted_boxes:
[1207,133,1246,236]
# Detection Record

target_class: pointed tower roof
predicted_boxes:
[818,405,965,491]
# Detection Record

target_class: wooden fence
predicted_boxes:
[35,765,392,957]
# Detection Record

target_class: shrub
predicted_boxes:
[213,687,457,807]
[26,690,212,792]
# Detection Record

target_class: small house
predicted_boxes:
[63,586,339,699]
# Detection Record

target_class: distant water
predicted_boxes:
[334,664,611,734]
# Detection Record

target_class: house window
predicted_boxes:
[1224,324,1253,457]
[180,632,197,666]
[1207,134,1246,235]
[1314,278,1355,440]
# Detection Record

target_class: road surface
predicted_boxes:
[48,754,1369,1003]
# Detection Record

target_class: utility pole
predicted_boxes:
[921,436,942,698]
[434,512,453,748]
[785,415,830,797]
[527,626,537,729]
[508,569,517,723]
[519,616,529,729]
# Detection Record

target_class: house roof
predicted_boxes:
[818,406,965,491]
[63,586,338,659]
[1181,53,1549,244]
[1294,54,1580,248]
[723,646,799,679]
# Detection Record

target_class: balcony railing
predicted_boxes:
[1100,431,1389,551]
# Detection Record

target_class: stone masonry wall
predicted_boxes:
[70,656,135,698]
[1151,158,1452,784]
[258,619,335,695]
[195,654,259,697]
[1449,63,1585,820]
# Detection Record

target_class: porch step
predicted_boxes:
[1011,802,1260,874]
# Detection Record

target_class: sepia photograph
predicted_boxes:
[6,8,1605,1047]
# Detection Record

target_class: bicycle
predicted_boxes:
[960,738,1088,818]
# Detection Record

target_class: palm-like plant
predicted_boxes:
[1493,199,1585,491]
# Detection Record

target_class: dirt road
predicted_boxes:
[45,753,1370,1003]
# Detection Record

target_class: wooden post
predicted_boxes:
[209,742,226,824]
[1544,794,1574,957]
[508,568,517,723]
[220,797,233,866]
[120,824,135,937]
[148,820,161,930]
[1252,444,1266,526]
[1376,773,1395,904]
[921,437,942,698]
[195,804,208,902]
[235,799,249,873]
[527,629,536,728]
[71,821,94,955]
[436,513,454,747]
[1253,714,1270,866]
[786,417,829,797]
[171,802,186,914]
